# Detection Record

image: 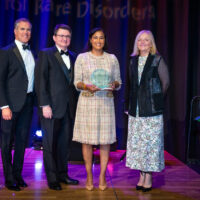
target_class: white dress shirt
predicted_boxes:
[15,39,35,93]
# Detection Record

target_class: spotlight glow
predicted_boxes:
[35,161,43,170]
[35,130,43,137]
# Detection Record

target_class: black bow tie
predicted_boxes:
[22,44,30,50]
[60,50,69,56]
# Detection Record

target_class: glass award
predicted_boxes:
[90,69,112,90]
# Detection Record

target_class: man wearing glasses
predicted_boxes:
[35,24,79,190]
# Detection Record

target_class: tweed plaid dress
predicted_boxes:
[73,52,121,145]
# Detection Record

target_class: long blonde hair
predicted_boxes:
[131,30,158,56]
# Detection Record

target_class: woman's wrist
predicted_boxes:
[112,81,119,89]
[83,83,87,90]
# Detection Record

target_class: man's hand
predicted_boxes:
[42,105,53,119]
[2,107,12,120]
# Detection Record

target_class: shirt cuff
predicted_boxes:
[1,105,9,110]
[40,105,49,108]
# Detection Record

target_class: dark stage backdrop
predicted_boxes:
[0,0,200,163]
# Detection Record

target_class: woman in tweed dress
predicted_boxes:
[125,30,169,192]
[73,28,121,191]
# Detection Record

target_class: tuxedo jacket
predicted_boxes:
[0,42,35,112]
[35,46,78,119]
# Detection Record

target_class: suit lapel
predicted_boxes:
[54,47,71,82]
[12,43,26,73]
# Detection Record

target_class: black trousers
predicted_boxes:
[41,107,73,184]
[1,94,33,183]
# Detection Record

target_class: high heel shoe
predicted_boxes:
[136,185,143,190]
[136,171,145,190]
[142,186,152,192]
[99,184,107,191]
[142,172,152,192]
[86,184,94,191]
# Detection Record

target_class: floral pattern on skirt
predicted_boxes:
[126,115,165,172]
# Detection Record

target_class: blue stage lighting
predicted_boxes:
[32,130,43,150]
[194,116,200,122]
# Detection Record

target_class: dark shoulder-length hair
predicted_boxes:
[84,27,108,52]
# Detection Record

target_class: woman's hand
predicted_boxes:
[77,82,99,93]
[108,81,120,90]
[86,84,100,93]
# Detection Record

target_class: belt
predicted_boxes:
[82,91,113,98]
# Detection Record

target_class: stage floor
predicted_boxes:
[0,149,200,200]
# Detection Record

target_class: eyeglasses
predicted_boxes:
[56,34,71,39]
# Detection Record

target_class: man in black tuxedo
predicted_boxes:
[35,24,79,190]
[0,18,35,191]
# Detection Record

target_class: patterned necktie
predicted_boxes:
[22,44,30,50]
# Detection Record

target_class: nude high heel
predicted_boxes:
[86,184,94,191]
[99,184,107,191]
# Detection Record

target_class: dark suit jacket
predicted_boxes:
[0,42,35,112]
[35,46,78,119]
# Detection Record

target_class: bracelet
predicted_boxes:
[83,83,87,90]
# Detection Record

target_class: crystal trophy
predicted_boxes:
[90,69,112,90]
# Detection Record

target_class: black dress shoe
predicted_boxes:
[59,176,79,185]
[48,182,62,190]
[142,187,152,192]
[136,185,143,190]
[5,182,21,191]
[16,178,28,187]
